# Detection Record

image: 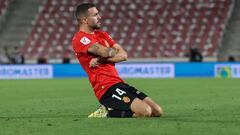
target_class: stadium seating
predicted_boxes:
[22,0,234,60]
[0,0,11,16]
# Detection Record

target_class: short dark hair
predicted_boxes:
[75,3,96,23]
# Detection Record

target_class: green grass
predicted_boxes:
[0,78,240,135]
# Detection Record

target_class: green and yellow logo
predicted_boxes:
[216,66,232,78]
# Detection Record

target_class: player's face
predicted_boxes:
[86,7,101,29]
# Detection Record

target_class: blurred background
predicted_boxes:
[1,1,240,134]
[0,0,240,79]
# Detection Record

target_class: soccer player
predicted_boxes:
[72,3,163,118]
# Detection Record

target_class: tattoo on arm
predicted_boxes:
[108,48,116,57]
[88,44,105,57]
[89,44,100,52]
[88,43,116,58]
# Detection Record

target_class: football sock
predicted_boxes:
[107,110,133,118]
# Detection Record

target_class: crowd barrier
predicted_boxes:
[0,62,240,79]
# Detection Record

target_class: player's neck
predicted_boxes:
[79,26,94,34]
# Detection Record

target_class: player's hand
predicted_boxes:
[89,58,100,68]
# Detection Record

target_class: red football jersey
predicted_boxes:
[72,30,124,100]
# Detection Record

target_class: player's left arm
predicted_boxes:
[89,43,128,67]
[100,43,128,63]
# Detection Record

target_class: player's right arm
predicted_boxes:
[87,43,117,58]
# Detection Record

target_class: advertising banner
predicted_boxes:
[116,63,175,78]
[0,65,53,79]
[215,64,240,78]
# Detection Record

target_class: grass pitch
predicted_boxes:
[0,78,240,135]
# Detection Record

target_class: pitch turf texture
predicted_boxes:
[0,78,239,135]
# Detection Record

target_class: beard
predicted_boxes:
[90,23,101,30]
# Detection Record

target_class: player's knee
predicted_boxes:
[154,106,164,117]
[141,106,152,117]
[131,98,152,117]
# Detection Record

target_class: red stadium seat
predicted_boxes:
[0,0,12,16]
[22,0,234,60]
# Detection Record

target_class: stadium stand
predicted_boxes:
[218,0,240,61]
[20,0,234,61]
[0,0,40,52]
[0,0,10,16]
[0,0,12,28]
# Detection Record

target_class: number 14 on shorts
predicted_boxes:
[112,88,126,100]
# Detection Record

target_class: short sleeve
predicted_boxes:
[99,31,116,47]
[72,34,97,54]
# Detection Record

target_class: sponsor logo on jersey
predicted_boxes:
[80,37,91,45]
